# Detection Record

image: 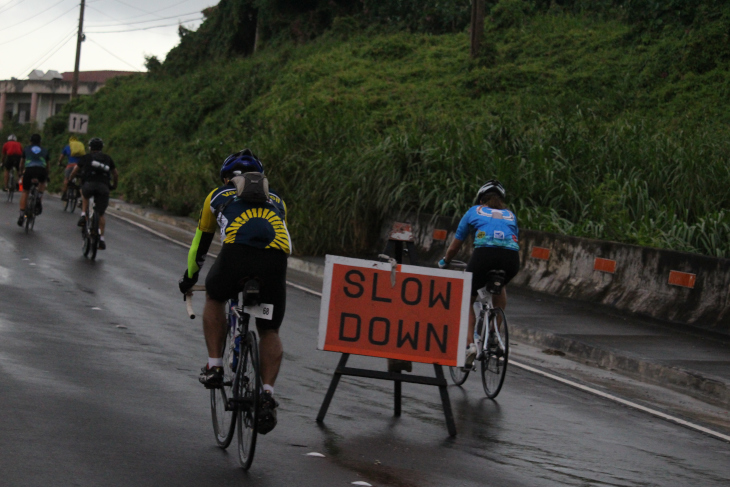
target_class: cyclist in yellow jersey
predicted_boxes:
[179,149,291,435]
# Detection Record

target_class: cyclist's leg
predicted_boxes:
[79,183,91,225]
[93,184,110,236]
[202,294,228,359]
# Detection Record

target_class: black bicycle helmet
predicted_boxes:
[220,149,263,182]
[473,179,506,205]
[89,137,103,151]
[30,133,41,145]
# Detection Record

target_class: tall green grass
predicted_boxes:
[24,12,730,258]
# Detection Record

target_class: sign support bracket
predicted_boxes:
[316,353,457,437]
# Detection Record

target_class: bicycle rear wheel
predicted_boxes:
[211,328,236,448]
[481,308,509,399]
[70,187,78,213]
[89,212,99,260]
[25,190,36,234]
[449,366,470,385]
[7,173,14,202]
[236,330,260,470]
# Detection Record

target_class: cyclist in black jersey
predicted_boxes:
[179,149,291,435]
[67,138,118,250]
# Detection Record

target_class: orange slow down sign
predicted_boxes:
[318,255,471,367]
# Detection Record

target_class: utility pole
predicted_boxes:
[71,0,86,99]
[470,0,485,58]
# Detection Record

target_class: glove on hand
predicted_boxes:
[179,269,199,295]
[438,258,450,269]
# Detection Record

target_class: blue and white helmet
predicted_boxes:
[473,179,506,205]
[220,149,263,182]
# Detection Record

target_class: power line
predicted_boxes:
[2,0,71,33]
[0,3,78,47]
[85,0,198,24]
[87,37,142,71]
[85,9,204,27]
[0,0,24,15]
[15,27,77,78]
[86,17,203,34]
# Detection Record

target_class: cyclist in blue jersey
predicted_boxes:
[57,135,85,201]
[439,180,520,367]
[17,134,50,226]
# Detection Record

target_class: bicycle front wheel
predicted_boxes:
[7,174,14,202]
[236,330,260,470]
[211,330,236,448]
[449,366,470,385]
[481,308,509,399]
[70,189,78,213]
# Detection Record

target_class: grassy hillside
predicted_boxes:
[18,6,730,257]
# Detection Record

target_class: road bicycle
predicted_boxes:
[185,279,270,470]
[448,260,509,399]
[6,168,16,203]
[63,178,80,213]
[24,179,41,234]
[82,198,100,260]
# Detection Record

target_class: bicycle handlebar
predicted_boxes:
[449,260,468,269]
[184,285,207,319]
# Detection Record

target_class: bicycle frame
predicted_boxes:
[473,288,507,360]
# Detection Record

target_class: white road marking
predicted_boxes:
[510,360,730,443]
[305,452,325,457]
[110,207,730,444]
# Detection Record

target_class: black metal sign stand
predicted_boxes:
[316,222,457,437]
[316,353,457,437]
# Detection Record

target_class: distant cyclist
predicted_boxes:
[57,135,86,201]
[439,180,520,368]
[17,134,49,227]
[67,137,118,250]
[178,149,291,435]
[2,134,22,192]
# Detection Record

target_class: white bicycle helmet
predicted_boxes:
[7,134,16,141]
[473,179,506,205]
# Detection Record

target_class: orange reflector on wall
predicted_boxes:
[594,258,617,274]
[432,229,448,241]
[668,270,696,289]
[531,247,550,260]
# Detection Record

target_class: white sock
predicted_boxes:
[100,235,105,241]
[208,357,223,368]
[263,384,274,395]
[80,212,86,217]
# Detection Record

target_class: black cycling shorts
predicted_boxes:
[81,181,110,216]
[3,155,20,171]
[466,247,520,296]
[22,166,48,188]
[205,244,288,331]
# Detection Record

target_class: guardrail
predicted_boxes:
[379,214,730,333]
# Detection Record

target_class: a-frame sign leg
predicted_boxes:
[394,380,402,416]
[434,364,457,437]
[317,353,350,423]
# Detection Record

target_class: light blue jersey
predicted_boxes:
[455,206,519,251]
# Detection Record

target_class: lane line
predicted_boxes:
[509,360,730,443]
[109,210,730,444]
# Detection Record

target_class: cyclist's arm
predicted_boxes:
[444,238,463,263]
[110,168,118,188]
[57,154,65,166]
[185,190,218,278]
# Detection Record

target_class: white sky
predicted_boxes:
[0,0,217,80]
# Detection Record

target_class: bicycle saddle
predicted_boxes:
[485,270,506,295]
[237,278,262,307]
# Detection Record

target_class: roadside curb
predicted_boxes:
[103,197,729,408]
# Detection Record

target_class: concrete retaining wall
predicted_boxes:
[379,214,730,333]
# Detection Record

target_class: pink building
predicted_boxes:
[0,70,135,129]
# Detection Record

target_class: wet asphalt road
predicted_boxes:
[0,198,728,487]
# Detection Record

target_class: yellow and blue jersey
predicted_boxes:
[186,183,291,278]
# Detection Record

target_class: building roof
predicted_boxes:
[61,70,137,83]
